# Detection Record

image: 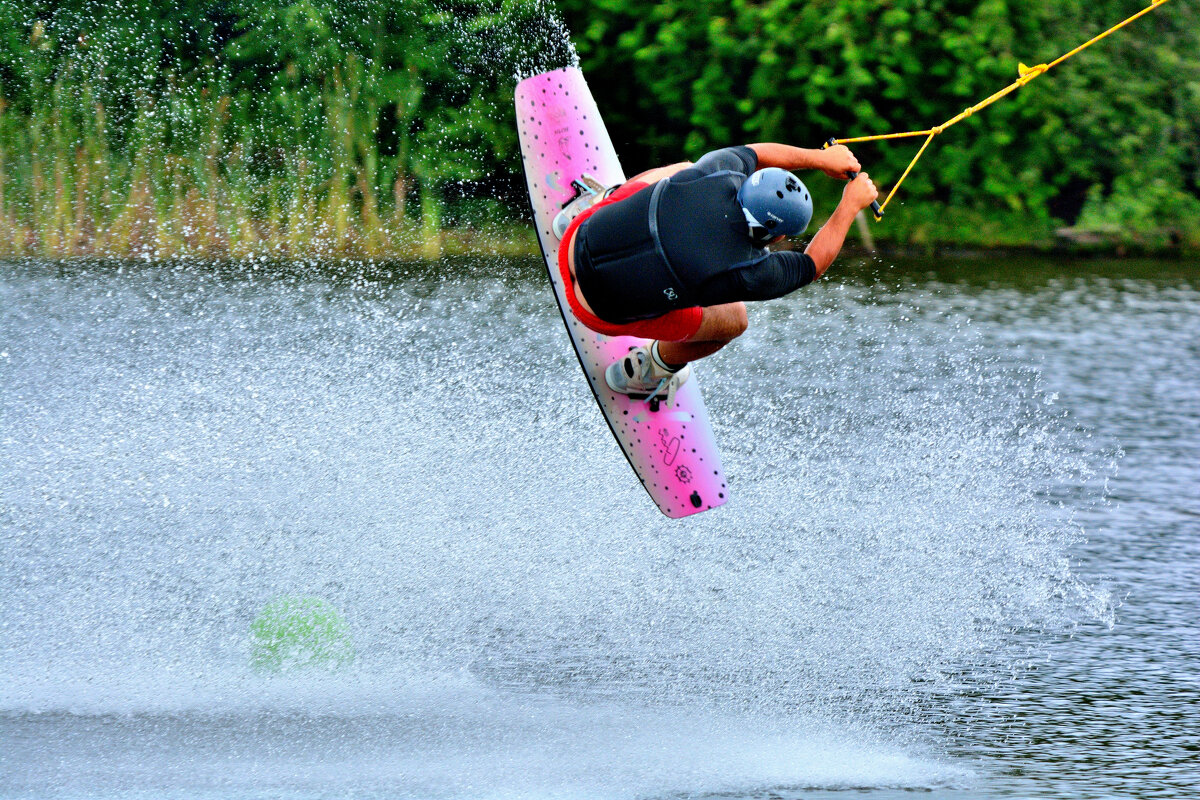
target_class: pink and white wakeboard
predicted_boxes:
[515,67,728,518]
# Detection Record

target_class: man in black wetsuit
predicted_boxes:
[560,142,878,405]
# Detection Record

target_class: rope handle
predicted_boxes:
[823,138,884,220]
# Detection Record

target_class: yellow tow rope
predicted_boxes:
[826,0,1175,221]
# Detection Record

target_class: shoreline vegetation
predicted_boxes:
[0,123,1188,260]
[1,1,1197,261]
[0,82,1189,260]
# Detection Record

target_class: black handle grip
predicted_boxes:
[824,137,883,220]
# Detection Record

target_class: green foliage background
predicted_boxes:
[560,0,1200,248]
[0,0,1196,257]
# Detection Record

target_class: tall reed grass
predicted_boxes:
[0,55,530,260]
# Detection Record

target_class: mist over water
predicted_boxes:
[3,257,1194,798]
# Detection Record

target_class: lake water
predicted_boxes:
[1,255,1197,798]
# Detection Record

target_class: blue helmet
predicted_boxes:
[737,167,813,242]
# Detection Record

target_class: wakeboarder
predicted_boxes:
[555,143,879,406]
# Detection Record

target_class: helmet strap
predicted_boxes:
[741,207,771,243]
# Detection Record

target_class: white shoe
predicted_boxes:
[604,345,691,407]
[552,174,612,239]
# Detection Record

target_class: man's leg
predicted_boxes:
[626,162,693,185]
[607,303,746,406]
[655,302,748,367]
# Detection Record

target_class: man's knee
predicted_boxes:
[721,302,749,341]
[702,302,747,342]
[690,302,749,344]
[732,303,749,336]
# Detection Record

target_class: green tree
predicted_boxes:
[559,0,1200,245]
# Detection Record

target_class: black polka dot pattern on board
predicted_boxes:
[514,68,728,518]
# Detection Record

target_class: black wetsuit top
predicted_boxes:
[574,146,817,323]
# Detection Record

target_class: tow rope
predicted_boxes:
[824,0,1175,220]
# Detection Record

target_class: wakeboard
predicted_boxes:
[515,67,728,518]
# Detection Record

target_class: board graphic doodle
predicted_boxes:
[515,67,728,518]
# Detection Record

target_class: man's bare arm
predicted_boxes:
[805,174,879,278]
[748,143,860,179]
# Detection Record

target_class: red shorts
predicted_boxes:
[557,181,703,342]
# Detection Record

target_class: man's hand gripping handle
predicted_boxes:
[824,138,884,221]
